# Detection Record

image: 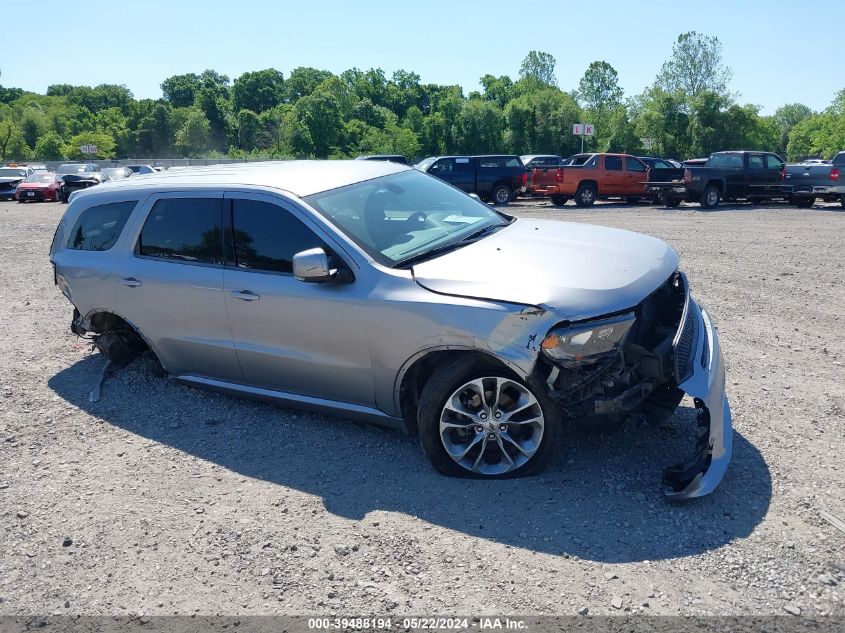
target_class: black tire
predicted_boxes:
[664,198,682,208]
[794,196,815,209]
[491,184,511,206]
[840,195,844,209]
[624,196,641,204]
[699,185,721,209]
[574,182,597,207]
[550,195,568,207]
[418,355,560,479]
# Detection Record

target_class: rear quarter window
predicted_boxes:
[66,201,137,251]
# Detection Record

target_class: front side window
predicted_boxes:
[138,198,222,264]
[305,169,508,266]
[428,159,453,175]
[626,157,647,172]
[605,156,623,171]
[766,155,784,170]
[231,199,326,274]
[66,201,136,251]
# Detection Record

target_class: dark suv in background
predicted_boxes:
[415,155,527,205]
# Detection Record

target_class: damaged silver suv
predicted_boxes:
[50,161,731,499]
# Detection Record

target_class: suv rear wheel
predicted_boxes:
[418,357,559,478]
[492,184,512,206]
[574,183,596,207]
[794,196,815,209]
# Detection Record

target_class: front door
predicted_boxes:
[624,156,649,194]
[222,193,374,406]
[602,155,625,195]
[111,192,242,381]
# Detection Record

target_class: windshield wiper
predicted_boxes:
[396,222,509,269]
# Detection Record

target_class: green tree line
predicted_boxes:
[0,33,843,162]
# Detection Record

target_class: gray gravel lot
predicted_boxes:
[0,197,843,617]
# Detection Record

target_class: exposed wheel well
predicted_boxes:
[578,180,598,192]
[80,310,155,367]
[705,180,724,194]
[398,350,518,434]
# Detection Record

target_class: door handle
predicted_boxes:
[118,277,142,287]
[229,290,260,301]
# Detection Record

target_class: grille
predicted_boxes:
[674,302,697,383]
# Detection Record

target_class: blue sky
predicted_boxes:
[3,0,842,114]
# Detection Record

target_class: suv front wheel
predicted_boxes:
[418,357,560,478]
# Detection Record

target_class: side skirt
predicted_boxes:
[174,374,406,433]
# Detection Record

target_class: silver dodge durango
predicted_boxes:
[50,160,732,499]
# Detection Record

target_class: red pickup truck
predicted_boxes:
[530,153,650,206]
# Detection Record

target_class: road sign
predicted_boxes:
[80,144,97,155]
[572,123,583,135]
[583,124,595,136]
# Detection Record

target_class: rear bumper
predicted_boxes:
[662,299,733,500]
[790,184,845,197]
[532,185,566,196]
[645,183,688,200]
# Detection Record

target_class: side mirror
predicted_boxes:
[293,248,337,283]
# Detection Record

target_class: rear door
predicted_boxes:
[110,191,242,381]
[221,192,374,405]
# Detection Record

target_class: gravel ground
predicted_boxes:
[0,197,843,617]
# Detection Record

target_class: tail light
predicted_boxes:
[522,172,527,186]
[556,168,564,183]
[683,169,691,183]
[831,168,840,181]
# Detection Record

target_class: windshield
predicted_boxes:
[56,164,88,175]
[304,170,508,267]
[414,157,436,171]
[103,168,129,179]
[24,174,55,183]
[0,168,26,178]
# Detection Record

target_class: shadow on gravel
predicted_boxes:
[49,354,772,564]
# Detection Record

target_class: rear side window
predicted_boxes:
[749,155,765,169]
[231,199,326,274]
[766,155,784,170]
[626,157,647,172]
[708,154,743,168]
[66,201,136,251]
[605,156,623,171]
[478,157,521,168]
[138,198,222,264]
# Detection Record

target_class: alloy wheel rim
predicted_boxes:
[439,376,544,475]
[582,189,594,203]
[708,191,718,205]
[496,189,509,203]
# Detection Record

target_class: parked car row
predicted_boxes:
[5,162,160,203]
[517,150,844,210]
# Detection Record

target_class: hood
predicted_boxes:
[0,177,24,185]
[411,219,679,320]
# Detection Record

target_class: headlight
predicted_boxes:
[541,313,635,365]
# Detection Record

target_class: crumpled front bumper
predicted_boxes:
[662,297,733,500]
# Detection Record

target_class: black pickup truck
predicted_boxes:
[646,151,789,209]
[785,151,844,208]
[415,155,527,205]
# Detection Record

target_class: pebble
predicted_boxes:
[611,596,623,609]
[16,511,28,519]
[783,604,801,616]
[62,538,72,547]
[603,572,618,580]
[334,546,350,556]
[577,607,588,616]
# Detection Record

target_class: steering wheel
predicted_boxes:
[407,211,428,226]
